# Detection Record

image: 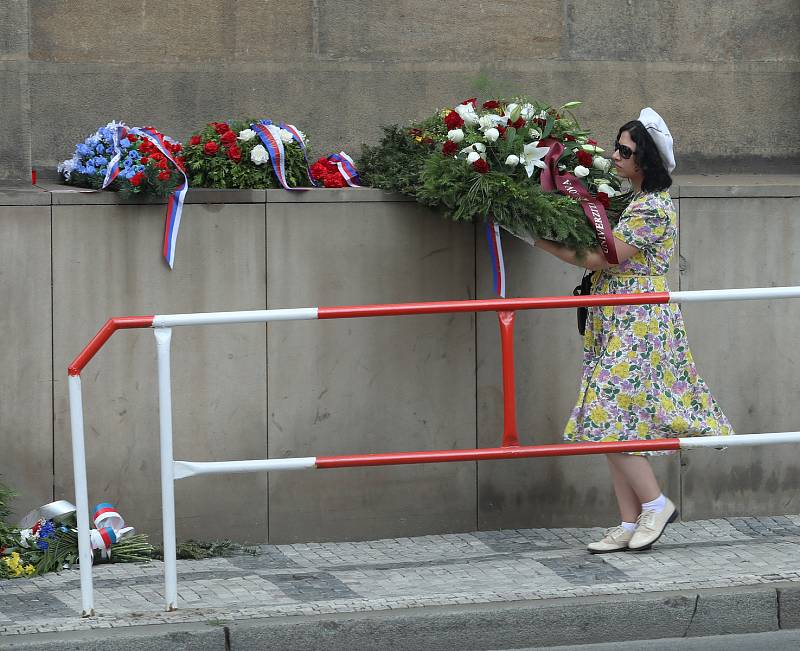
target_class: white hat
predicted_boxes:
[637,107,675,174]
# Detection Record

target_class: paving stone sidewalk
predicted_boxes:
[2,514,800,637]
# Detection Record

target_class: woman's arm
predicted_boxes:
[534,237,640,271]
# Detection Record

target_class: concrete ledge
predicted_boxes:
[4,585,797,650]
[0,176,792,204]
[2,176,800,205]
[0,187,50,206]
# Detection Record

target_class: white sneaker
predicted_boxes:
[628,498,678,551]
[587,525,634,554]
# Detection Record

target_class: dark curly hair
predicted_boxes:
[617,120,672,192]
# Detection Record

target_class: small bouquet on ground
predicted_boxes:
[359,98,631,255]
[0,495,154,578]
[183,119,314,189]
[58,121,185,198]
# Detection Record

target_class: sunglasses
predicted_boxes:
[614,140,635,159]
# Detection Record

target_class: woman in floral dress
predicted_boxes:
[534,108,732,553]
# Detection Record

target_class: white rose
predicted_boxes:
[279,128,294,144]
[473,143,486,153]
[454,103,479,126]
[467,151,481,163]
[597,183,617,197]
[250,144,270,166]
[593,156,611,172]
[237,129,257,142]
[478,115,495,131]
[447,128,465,143]
[505,154,520,166]
[574,165,590,178]
[483,128,500,142]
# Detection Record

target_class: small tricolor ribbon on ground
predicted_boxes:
[90,502,134,560]
[485,220,506,298]
[102,124,189,269]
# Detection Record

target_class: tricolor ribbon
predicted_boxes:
[278,122,318,187]
[102,124,189,269]
[328,152,362,187]
[485,220,506,298]
[539,138,619,264]
[251,121,298,191]
[90,502,134,559]
[128,127,189,269]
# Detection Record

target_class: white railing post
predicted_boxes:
[68,374,95,617]
[154,328,178,611]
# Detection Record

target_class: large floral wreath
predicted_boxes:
[359,98,631,254]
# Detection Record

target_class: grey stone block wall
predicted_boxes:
[1,2,798,180]
[0,177,799,542]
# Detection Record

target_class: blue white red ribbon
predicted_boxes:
[279,122,318,187]
[328,152,362,187]
[128,127,189,269]
[485,221,506,298]
[251,121,297,191]
[102,124,189,269]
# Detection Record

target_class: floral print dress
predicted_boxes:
[563,190,733,455]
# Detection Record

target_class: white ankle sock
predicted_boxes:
[641,494,667,513]
[620,521,637,533]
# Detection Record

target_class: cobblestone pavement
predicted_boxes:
[2,514,800,636]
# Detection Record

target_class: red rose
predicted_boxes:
[510,117,525,129]
[158,170,171,181]
[461,97,478,108]
[442,140,458,156]
[587,138,597,146]
[227,144,242,163]
[138,140,153,153]
[169,142,182,153]
[563,133,576,142]
[176,156,186,170]
[310,162,328,180]
[150,151,163,162]
[323,173,347,188]
[482,100,500,110]
[212,122,229,135]
[596,192,610,208]
[497,125,507,139]
[126,133,137,143]
[130,171,146,187]
[577,150,593,166]
[189,135,201,146]
[139,157,149,165]
[472,159,490,174]
[204,141,219,155]
[220,130,237,146]
[443,110,464,130]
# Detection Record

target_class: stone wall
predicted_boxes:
[1,177,798,543]
[1,2,799,180]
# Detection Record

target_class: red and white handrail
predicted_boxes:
[67,284,800,617]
